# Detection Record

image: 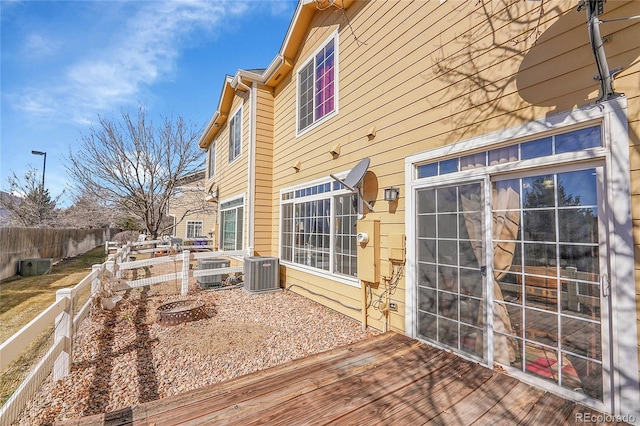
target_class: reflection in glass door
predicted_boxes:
[416,182,485,361]
[492,167,608,402]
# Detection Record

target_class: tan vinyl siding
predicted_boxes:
[253,86,275,255]
[214,94,250,251]
[266,0,640,345]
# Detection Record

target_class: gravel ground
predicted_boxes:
[16,285,378,425]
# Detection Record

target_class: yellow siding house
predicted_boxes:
[197,0,640,419]
[167,170,217,242]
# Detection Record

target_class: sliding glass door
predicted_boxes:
[415,166,610,404]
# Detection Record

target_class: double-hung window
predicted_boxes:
[207,141,216,179]
[228,108,242,163]
[220,197,244,250]
[280,180,357,278]
[186,221,203,239]
[298,31,337,133]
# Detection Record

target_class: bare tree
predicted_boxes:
[66,108,209,238]
[0,167,61,227]
[58,189,122,229]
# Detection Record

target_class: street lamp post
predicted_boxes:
[31,150,46,190]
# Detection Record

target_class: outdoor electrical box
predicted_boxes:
[19,258,53,276]
[388,233,406,263]
[357,219,379,283]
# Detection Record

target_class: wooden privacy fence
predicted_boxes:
[0,240,245,426]
[0,227,119,280]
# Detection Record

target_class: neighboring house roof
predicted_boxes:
[175,170,206,186]
[198,0,354,149]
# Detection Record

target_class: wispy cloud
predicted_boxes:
[23,33,62,58]
[9,0,251,125]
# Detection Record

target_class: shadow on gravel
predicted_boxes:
[135,286,158,403]
[80,287,158,416]
[84,296,119,415]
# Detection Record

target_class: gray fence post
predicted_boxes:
[181,250,190,295]
[53,288,73,381]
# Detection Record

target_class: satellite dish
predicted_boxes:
[330,158,375,212]
[344,157,370,189]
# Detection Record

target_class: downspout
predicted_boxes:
[230,76,255,255]
[579,0,621,102]
[246,79,257,256]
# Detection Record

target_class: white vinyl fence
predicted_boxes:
[0,239,245,425]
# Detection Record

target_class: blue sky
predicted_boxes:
[1,0,296,206]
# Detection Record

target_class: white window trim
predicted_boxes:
[278,174,359,287]
[404,97,638,417]
[295,29,339,138]
[228,106,243,165]
[185,220,203,239]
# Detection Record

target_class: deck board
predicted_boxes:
[56,332,623,425]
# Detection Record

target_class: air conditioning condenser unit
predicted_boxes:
[244,257,279,294]
[198,258,230,288]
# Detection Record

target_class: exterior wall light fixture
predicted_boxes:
[384,187,399,201]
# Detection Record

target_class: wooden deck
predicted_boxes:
[57,332,620,425]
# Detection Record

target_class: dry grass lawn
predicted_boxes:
[0,246,108,405]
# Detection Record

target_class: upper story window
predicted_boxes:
[228,108,242,163]
[297,31,338,134]
[207,140,216,179]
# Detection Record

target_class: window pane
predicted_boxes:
[440,158,458,175]
[228,110,242,162]
[557,169,597,207]
[281,204,293,261]
[334,194,357,276]
[558,208,597,243]
[417,189,436,213]
[418,214,436,238]
[298,63,314,130]
[521,137,552,160]
[208,143,216,178]
[555,126,601,153]
[523,175,555,208]
[418,262,437,288]
[560,244,599,278]
[315,39,335,120]
[523,210,556,241]
[437,187,458,212]
[489,145,518,165]
[418,287,437,313]
[460,152,486,170]
[438,213,457,238]
[417,163,438,178]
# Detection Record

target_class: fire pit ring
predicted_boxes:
[156,299,209,326]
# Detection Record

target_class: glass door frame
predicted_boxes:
[489,162,612,413]
[413,177,492,364]
[404,97,637,417]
